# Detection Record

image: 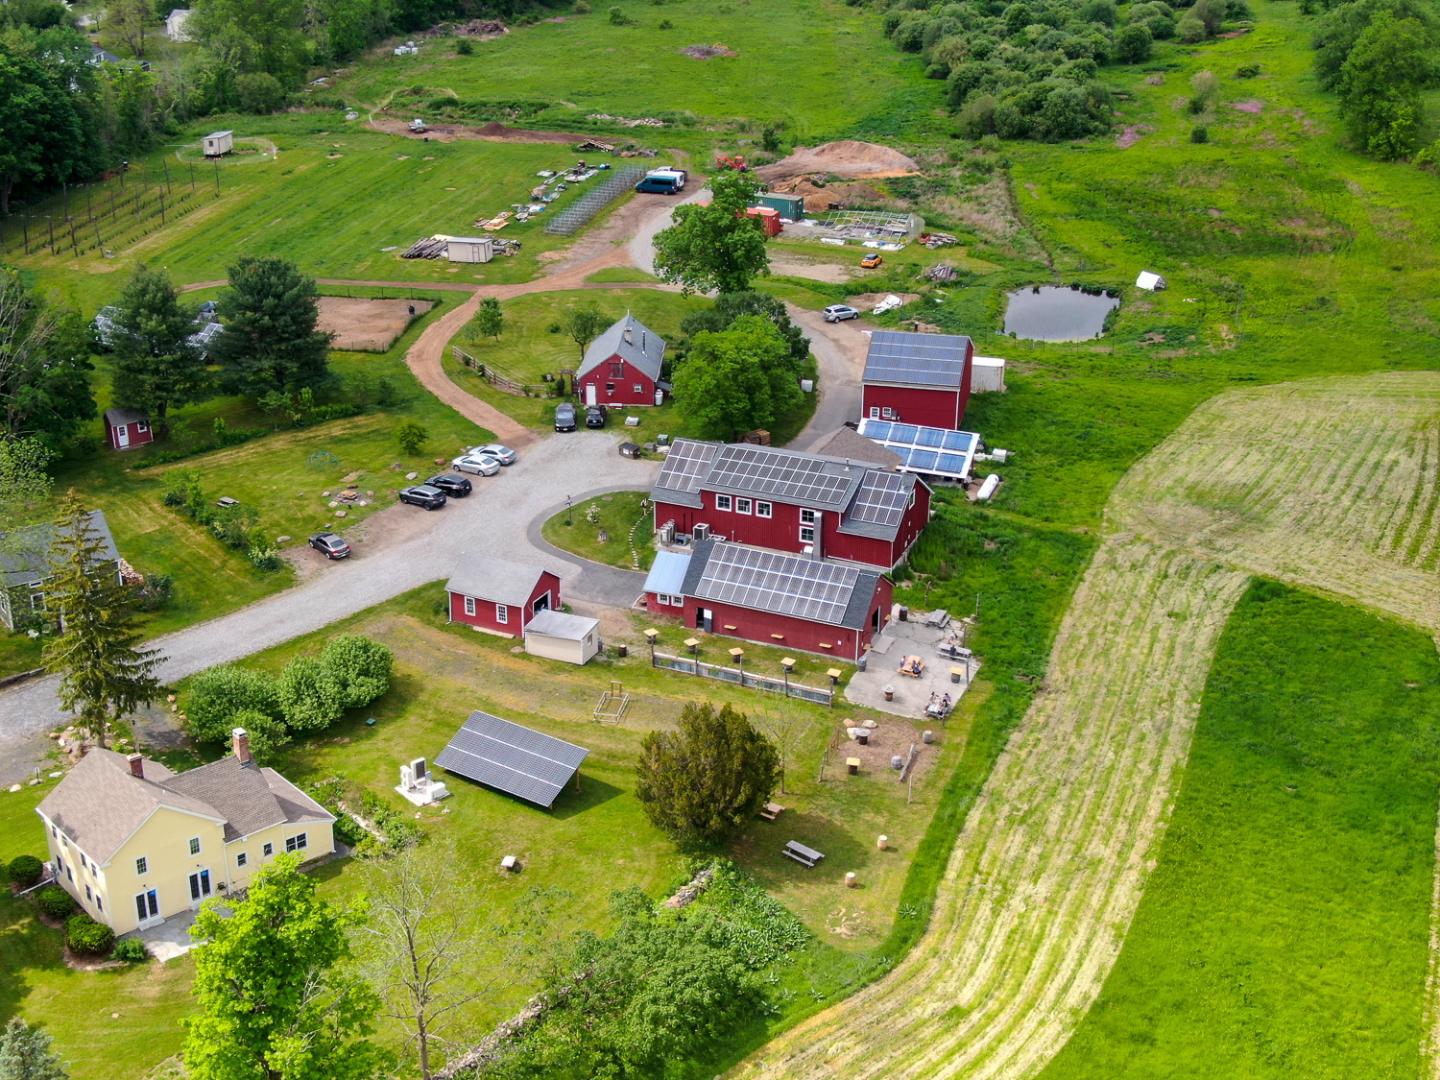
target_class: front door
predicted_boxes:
[188,869,212,907]
[116,424,130,449]
[134,889,160,927]
[585,383,597,406]
[698,607,713,632]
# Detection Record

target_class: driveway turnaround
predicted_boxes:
[0,434,658,784]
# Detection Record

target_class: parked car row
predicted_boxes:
[554,403,610,431]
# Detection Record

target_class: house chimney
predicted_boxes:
[233,727,252,766]
[127,753,144,778]
[623,315,633,345]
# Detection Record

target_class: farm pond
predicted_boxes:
[1003,285,1119,341]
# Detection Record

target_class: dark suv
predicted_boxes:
[398,484,447,510]
[307,532,351,559]
[425,473,473,497]
[555,402,577,432]
[585,404,608,429]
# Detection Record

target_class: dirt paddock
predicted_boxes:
[317,296,434,351]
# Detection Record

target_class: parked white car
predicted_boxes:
[451,452,501,476]
[465,443,517,466]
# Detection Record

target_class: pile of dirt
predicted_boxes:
[681,43,736,59]
[768,175,889,213]
[756,140,919,183]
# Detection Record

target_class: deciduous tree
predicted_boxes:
[0,273,95,450]
[1336,13,1438,159]
[184,856,386,1080]
[562,304,610,362]
[635,701,779,847]
[653,170,770,295]
[678,290,809,365]
[111,266,208,435]
[672,315,802,441]
[42,490,162,748]
[107,0,149,57]
[473,296,503,340]
[212,257,332,398]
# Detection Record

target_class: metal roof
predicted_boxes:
[838,470,916,539]
[435,711,589,808]
[863,330,972,389]
[524,609,597,642]
[577,313,666,383]
[857,419,979,481]
[681,540,880,630]
[643,550,692,596]
[446,554,549,607]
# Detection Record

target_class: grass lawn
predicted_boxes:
[331,0,939,141]
[1042,582,1440,1078]
[542,490,655,571]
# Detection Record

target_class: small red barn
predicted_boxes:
[862,330,974,430]
[445,555,561,638]
[575,313,666,409]
[104,407,154,452]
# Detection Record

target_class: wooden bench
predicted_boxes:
[782,840,824,868]
[759,802,785,822]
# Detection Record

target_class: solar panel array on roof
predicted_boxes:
[858,419,979,481]
[863,330,972,389]
[705,445,858,508]
[693,543,863,626]
[846,471,909,529]
[655,439,719,495]
[435,711,589,808]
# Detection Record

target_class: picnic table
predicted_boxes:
[759,801,785,821]
[898,655,925,678]
[782,840,824,868]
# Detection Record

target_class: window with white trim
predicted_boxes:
[655,593,671,606]
[909,489,916,508]
[881,407,895,419]
[30,592,45,612]
[756,501,772,519]
[85,884,92,901]
[496,604,509,625]
[463,596,476,617]
[96,894,103,911]
[237,852,248,868]
[868,406,880,419]
[133,854,146,876]
[799,509,818,526]
[286,833,308,853]
[136,421,149,433]
[188,837,201,856]
[670,594,684,608]
[262,842,273,857]
[715,494,732,511]
[799,526,816,544]
[633,384,644,394]
[736,498,752,515]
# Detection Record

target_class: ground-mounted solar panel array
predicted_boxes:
[707,445,857,508]
[858,419,979,480]
[846,471,910,528]
[863,330,971,388]
[694,543,863,626]
[435,711,590,808]
[655,439,719,494]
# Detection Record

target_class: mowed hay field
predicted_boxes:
[736,371,1440,1079]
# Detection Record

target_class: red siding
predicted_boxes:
[645,591,687,617]
[108,420,155,451]
[576,356,658,407]
[861,338,974,429]
[448,571,561,638]
[681,575,893,661]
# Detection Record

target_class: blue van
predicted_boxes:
[634,175,680,194]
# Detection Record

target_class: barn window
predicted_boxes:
[756,502,772,518]
[799,509,818,526]
[736,498,752,515]
[463,596,476,617]
[656,593,671,606]
[606,382,616,394]
[610,362,624,377]
[496,604,509,625]
[633,384,644,394]
[881,407,895,419]
[799,526,815,544]
[716,495,732,511]
[868,406,881,419]
[136,421,149,433]
[670,595,684,607]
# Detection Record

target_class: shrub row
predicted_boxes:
[185,636,393,755]
[161,473,280,571]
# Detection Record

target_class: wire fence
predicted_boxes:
[543,167,646,235]
[651,651,834,706]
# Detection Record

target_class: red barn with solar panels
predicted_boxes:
[445,555,560,638]
[861,330,974,430]
[643,539,893,661]
[650,439,930,570]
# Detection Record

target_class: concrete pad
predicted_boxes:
[133,909,203,962]
[846,618,980,719]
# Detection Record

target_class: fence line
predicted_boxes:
[651,651,833,706]
[543,167,646,235]
[451,346,550,397]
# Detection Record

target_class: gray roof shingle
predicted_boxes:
[446,555,550,607]
[0,510,119,589]
[577,313,667,383]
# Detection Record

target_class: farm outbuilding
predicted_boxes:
[104,407,154,452]
[862,329,975,430]
[165,8,192,40]
[445,555,560,638]
[745,206,782,237]
[971,356,1007,393]
[203,131,234,157]
[754,192,805,219]
[576,313,666,408]
[0,510,120,630]
[523,609,601,666]
[1136,271,1167,291]
[446,236,494,263]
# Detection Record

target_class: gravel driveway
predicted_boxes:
[0,434,657,784]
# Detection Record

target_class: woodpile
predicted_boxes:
[400,236,447,260]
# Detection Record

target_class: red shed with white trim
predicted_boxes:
[104,407,154,452]
[445,555,560,638]
[861,330,974,430]
[574,313,666,409]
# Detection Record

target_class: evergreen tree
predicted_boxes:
[111,265,208,435]
[41,490,162,749]
[184,856,386,1080]
[212,257,332,399]
[0,1018,68,1080]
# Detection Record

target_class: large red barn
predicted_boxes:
[650,438,930,570]
[861,330,974,430]
[641,539,892,662]
[574,313,666,409]
[445,555,560,638]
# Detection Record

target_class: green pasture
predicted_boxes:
[1043,582,1440,1079]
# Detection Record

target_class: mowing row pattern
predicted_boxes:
[742,371,1440,1078]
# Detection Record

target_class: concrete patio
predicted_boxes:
[846,615,980,719]
[132,909,204,962]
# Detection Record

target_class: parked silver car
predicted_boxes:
[451,452,501,476]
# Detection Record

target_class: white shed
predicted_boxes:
[523,609,600,666]
[446,236,494,264]
[165,8,192,40]
[203,131,234,158]
[1135,271,1167,292]
[971,356,1007,393]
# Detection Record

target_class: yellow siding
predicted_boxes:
[106,809,228,935]
[223,819,335,891]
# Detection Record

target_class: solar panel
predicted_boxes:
[846,471,909,529]
[858,419,979,481]
[435,711,589,808]
[656,439,718,494]
[704,445,857,509]
[863,330,972,388]
[693,543,864,626]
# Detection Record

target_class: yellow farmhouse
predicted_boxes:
[35,728,334,936]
